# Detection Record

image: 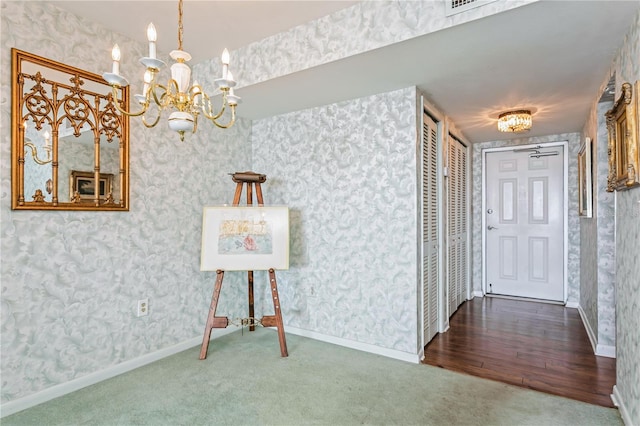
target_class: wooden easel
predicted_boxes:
[199,171,288,359]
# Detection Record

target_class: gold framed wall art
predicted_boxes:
[605,81,640,191]
[70,170,114,203]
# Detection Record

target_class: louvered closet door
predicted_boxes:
[447,135,468,316]
[422,112,439,345]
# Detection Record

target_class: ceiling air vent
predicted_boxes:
[445,0,497,16]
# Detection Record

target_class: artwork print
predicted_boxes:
[218,215,273,254]
[201,206,289,271]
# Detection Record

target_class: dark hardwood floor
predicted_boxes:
[423,297,617,407]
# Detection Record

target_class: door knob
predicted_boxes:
[487,225,498,230]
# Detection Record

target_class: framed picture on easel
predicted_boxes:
[201,205,289,271]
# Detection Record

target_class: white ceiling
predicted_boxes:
[49,0,640,143]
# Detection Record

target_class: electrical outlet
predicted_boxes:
[137,298,149,317]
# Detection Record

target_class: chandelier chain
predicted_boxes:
[177,0,184,51]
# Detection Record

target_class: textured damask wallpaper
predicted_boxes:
[579,99,616,351]
[1,2,252,404]
[229,0,534,89]
[610,9,640,424]
[251,87,419,354]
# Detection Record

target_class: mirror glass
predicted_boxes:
[12,49,129,210]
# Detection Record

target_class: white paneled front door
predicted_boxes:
[484,144,566,302]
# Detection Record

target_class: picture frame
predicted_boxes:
[605,81,640,191]
[70,170,113,201]
[578,137,593,218]
[201,206,290,271]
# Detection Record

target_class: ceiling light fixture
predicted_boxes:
[102,0,240,141]
[497,110,532,133]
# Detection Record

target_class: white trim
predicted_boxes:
[562,141,569,303]
[437,114,447,333]
[285,326,421,364]
[612,385,632,426]
[418,101,426,350]
[565,301,579,309]
[577,304,598,355]
[418,346,425,363]
[481,142,568,301]
[0,328,236,418]
[595,344,616,358]
[481,148,488,295]
[575,304,616,358]
[473,290,484,298]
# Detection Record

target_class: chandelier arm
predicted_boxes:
[141,111,162,128]
[110,86,149,117]
[210,106,237,129]
[200,92,228,121]
[148,82,168,108]
[24,143,52,165]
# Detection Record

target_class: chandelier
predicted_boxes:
[102,0,240,141]
[497,110,532,133]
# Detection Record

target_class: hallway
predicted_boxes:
[423,297,616,407]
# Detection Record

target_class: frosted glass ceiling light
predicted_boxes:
[497,110,532,133]
[102,0,240,141]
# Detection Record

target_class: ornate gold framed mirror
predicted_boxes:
[606,81,640,192]
[11,48,129,210]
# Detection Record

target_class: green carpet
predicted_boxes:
[3,329,622,425]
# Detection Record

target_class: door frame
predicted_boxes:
[481,141,569,303]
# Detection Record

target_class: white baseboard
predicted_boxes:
[612,385,632,426]
[595,344,616,358]
[284,326,421,364]
[576,304,598,355]
[0,328,236,418]
[565,301,579,309]
[473,290,484,298]
[575,305,617,358]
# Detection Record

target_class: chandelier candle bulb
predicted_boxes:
[147,23,157,59]
[44,131,51,148]
[221,48,230,80]
[111,44,121,75]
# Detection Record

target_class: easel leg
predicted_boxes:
[248,271,255,331]
[268,268,288,357]
[199,270,228,360]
